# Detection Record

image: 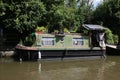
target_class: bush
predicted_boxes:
[64,28,70,33]
[54,30,59,34]
[22,34,36,46]
[35,26,47,32]
[105,28,118,44]
[113,34,118,44]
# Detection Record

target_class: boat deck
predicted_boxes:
[106,44,117,49]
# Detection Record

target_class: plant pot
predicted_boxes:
[35,31,44,34]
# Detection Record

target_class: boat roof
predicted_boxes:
[82,24,106,30]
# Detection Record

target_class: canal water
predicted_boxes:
[0,56,120,80]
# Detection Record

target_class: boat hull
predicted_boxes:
[15,48,105,61]
[106,46,120,55]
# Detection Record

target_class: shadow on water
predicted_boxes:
[0,56,120,80]
[12,50,38,62]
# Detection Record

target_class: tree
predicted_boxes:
[41,0,86,33]
[0,0,95,34]
[76,0,94,24]
[0,0,46,33]
[93,0,120,44]
[41,0,64,11]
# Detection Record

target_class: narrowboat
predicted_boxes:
[15,24,106,60]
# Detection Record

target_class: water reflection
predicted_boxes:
[0,56,120,80]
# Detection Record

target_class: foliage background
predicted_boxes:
[0,0,120,45]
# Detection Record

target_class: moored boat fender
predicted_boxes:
[99,40,106,49]
[98,32,106,49]
[99,40,106,58]
[38,51,41,60]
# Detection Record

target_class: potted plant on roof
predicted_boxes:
[54,30,59,34]
[35,26,47,34]
[64,28,70,34]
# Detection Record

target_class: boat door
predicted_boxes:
[91,31,99,47]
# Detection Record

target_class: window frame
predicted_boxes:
[41,37,55,46]
[72,37,84,46]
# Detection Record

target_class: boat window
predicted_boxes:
[73,38,84,46]
[42,37,55,46]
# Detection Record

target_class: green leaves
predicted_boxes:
[105,28,118,44]
[0,0,95,33]
[94,0,120,34]
[0,0,46,33]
